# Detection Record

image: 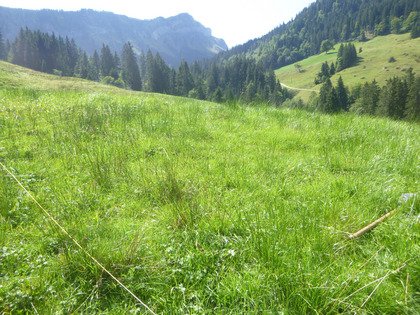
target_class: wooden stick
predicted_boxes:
[349,208,399,240]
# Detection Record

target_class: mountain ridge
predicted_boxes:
[0,7,227,66]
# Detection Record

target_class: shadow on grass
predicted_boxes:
[355,56,364,66]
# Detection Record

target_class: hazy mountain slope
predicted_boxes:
[0,7,227,66]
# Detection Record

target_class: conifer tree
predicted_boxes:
[100,44,115,78]
[11,28,25,66]
[411,21,420,38]
[121,42,141,91]
[329,62,335,76]
[336,76,348,111]
[89,50,100,81]
[145,51,170,93]
[207,62,219,98]
[0,32,5,60]
[74,51,89,79]
[139,51,146,82]
[362,80,381,115]
[112,51,121,79]
[377,77,408,119]
[404,77,420,121]
[176,60,194,96]
[319,78,334,112]
[321,62,330,79]
[66,37,79,76]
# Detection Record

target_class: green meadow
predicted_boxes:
[0,61,419,314]
[276,33,420,101]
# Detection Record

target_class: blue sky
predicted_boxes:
[0,0,315,47]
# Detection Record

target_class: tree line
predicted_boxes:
[315,43,357,84]
[313,69,419,121]
[0,28,292,106]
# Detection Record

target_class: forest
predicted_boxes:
[0,28,290,106]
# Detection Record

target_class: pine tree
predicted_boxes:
[89,50,100,81]
[121,42,141,91]
[329,62,335,76]
[66,37,79,76]
[321,61,330,79]
[0,32,5,60]
[11,28,25,66]
[100,44,115,78]
[411,21,420,38]
[377,77,408,119]
[335,76,348,111]
[266,68,276,93]
[74,51,89,79]
[362,80,381,115]
[112,51,121,80]
[404,77,420,121]
[176,60,194,96]
[145,51,170,93]
[207,62,219,98]
[336,44,344,71]
[319,78,334,112]
[139,51,146,82]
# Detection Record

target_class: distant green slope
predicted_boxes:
[276,34,420,100]
[0,61,138,95]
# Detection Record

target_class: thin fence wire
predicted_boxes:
[0,161,157,315]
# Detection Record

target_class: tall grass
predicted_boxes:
[0,86,419,314]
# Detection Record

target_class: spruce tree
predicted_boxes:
[0,32,5,60]
[411,21,420,38]
[321,61,330,79]
[66,38,79,76]
[377,77,408,119]
[207,62,219,98]
[336,76,348,111]
[176,60,194,96]
[363,80,381,115]
[121,42,142,91]
[336,44,344,71]
[100,44,115,78]
[74,51,89,79]
[145,51,170,93]
[89,50,100,81]
[139,51,146,82]
[404,77,420,121]
[329,62,335,76]
[319,78,334,112]
[11,28,25,66]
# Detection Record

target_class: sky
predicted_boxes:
[0,0,315,47]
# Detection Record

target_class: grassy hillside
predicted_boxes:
[1,63,419,313]
[276,34,420,101]
[0,61,137,94]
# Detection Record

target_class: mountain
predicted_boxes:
[213,0,419,69]
[0,7,227,66]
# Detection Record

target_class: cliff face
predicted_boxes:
[0,7,228,66]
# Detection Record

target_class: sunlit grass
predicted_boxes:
[276,33,420,101]
[0,65,419,313]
